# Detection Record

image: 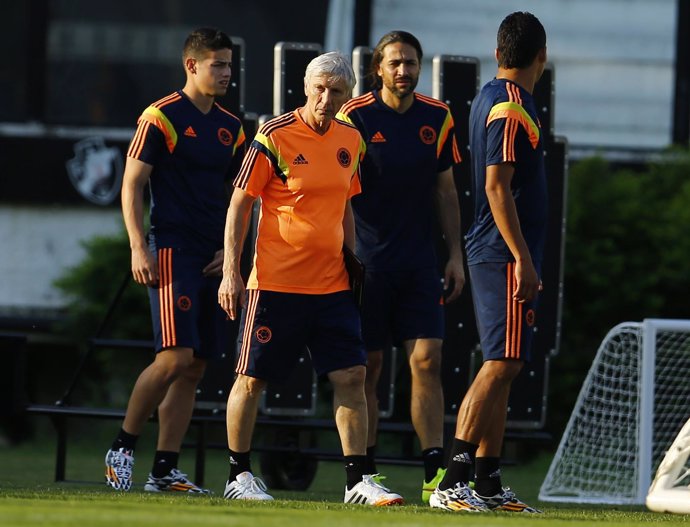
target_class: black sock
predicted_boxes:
[151,450,179,478]
[365,445,377,475]
[228,449,251,481]
[111,428,138,452]
[344,455,366,490]
[438,439,477,490]
[474,457,502,497]
[422,447,445,482]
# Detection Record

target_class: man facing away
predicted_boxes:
[217,51,403,506]
[104,27,245,493]
[338,31,464,504]
[429,11,547,513]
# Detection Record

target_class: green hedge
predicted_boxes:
[51,231,151,406]
[550,148,690,433]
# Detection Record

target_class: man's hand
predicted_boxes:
[131,246,158,286]
[218,270,246,320]
[443,255,465,303]
[513,258,540,303]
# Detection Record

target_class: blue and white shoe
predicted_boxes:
[105,448,134,491]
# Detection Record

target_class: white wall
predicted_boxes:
[370,0,676,149]
[0,206,122,310]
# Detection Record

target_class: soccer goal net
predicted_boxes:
[539,319,690,505]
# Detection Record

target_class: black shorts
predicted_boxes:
[148,247,231,359]
[360,267,444,351]
[469,261,540,362]
[235,289,366,382]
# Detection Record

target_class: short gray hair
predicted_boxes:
[304,51,356,92]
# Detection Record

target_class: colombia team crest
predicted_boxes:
[525,309,536,327]
[255,326,272,344]
[337,148,352,168]
[419,125,437,145]
[177,295,192,311]
[217,127,233,145]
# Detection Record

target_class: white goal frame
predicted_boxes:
[539,319,690,505]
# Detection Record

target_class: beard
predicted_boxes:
[382,74,418,99]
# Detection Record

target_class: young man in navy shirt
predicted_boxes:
[430,12,547,513]
[105,27,245,494]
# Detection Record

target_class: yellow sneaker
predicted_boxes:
[422,467,446,504]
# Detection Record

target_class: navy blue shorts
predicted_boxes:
[360,267,444,351]
[235,290,366,382]
[469,261,540,362]
[147,247,231,359]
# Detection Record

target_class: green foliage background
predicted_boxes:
[53,231,150,341]
[550,148,690,433]
[51,231,151,407]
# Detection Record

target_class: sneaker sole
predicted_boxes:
[492,504,542,513]
[373,497,404,506]
[105,473,131,492]
[224,495,274,501]
[429,496,482,512]
[105,480,131,491]
[144,484,209,494]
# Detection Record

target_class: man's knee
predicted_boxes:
[154,348,196,382]
[330,365,367,393]
[408,341,442,378]
[182,357,207,384]
[230,374,267,400]
[481,359,524,384]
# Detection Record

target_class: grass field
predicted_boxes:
[1,423,689,527]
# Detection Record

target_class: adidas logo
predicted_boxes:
[229,456,238,465]
[452,453,472,464]
[293,153,308,165]
[370,131,386,143]
[184,126,197,137]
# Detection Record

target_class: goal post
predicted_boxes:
[539,319,690,505]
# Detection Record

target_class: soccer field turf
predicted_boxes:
[1,433,689,527]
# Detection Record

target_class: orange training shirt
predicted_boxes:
[233,109,365,294]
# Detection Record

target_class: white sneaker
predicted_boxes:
[223,471,274,500]
[344,474,404,506]
[105,448,134,491]
[429,482,488,512]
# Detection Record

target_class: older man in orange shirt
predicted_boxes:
[218,51,403,506]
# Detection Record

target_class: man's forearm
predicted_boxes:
[222,197,254,274]
[121,182,148,251]
[437,191,463,259]
[487,186,531,263]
